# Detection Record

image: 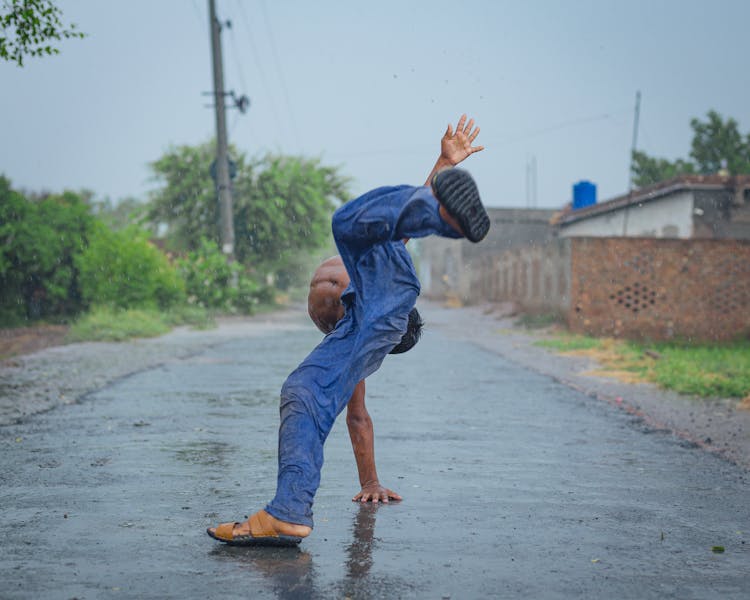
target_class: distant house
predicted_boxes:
[556,175,750,240]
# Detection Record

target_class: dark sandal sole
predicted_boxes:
[432,168,490,242]
[207,527,301,547]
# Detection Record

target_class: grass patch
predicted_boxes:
[66,305,215,343]
[643,341,750,398]
[515,313,560,330]
[536,332,750,399]
[535,334,602,352]
[162,305,215,330]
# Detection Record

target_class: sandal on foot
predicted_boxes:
[432,168,490,243]
[207,511,302,547]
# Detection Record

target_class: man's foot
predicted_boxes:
[432,168,490,243]
[207,509,312,547]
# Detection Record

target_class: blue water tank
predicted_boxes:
[572,180,597,210]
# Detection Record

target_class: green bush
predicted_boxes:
[177,237,237,311]
[0,178,94,324]
[76,223,185,310]
[176,237,273,313]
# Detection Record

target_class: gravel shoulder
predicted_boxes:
[0,310,308,426]
[2,302,749,470]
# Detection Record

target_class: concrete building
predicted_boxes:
[556,174,750,239]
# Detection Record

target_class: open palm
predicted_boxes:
[441,114,484,166]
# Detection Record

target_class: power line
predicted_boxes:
[234,0,287,144]
[227,19,248,96]
[332,108,632,160]
[259,0,301,150]
[189,0,204,26]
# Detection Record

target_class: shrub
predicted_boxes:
[0,179,94,324]
[176,237,272,313]
[76,223,185,310]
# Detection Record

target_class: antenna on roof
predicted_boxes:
[628,90,642,193]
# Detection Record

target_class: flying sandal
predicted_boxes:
[432,168,490,243]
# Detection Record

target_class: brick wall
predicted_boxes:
[569,238,750,341]
[420,235,750,342]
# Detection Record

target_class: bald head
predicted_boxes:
[307,255,350,334]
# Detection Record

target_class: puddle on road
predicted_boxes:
[152,389,278,409]
[205,389,278,408]
[165,440,236,468]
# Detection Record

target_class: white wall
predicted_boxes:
[560,191,694,238]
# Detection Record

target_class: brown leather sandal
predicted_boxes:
[207,510,302,547]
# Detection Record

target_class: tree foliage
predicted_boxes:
[76,223,185,311]
[631,151,695,188]
[148,142,350,274]
[147,142,222,252]
[0,177,185,325]
[632,110,750,188]
[689,110,750,175]
[176,237,273,313]
[0,177,93,322]
[91,197,148,232]
[0,0,84,66]
[233,153,349,269]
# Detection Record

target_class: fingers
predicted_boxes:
[445,123,453,138]
[469,126,480,142]
[469,145,485,154]
[464,117,474,134]
[352,487,403,502]
[455,114,467,133]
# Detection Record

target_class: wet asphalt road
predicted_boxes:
[1,309,749,599]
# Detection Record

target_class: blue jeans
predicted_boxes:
[265,184,462,527]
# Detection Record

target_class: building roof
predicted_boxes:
[555,174,750,227]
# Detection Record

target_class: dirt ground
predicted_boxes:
[0,324,69,361]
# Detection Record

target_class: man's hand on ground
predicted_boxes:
[352,481,402,503]
[440,114,484,166]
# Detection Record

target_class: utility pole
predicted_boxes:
[628,90,641,192]
[208,0,234,260]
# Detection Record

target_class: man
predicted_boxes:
[310,116,484,504]
[208,115,488,546]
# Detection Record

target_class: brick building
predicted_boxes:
[418,176,750,341]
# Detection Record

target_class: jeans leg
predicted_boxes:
[265,285,416,527]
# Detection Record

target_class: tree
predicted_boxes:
[631,110,750,188]
[690,110,750,176]
[147,142,230,252]
[148,142,350,276]
[0,0,84,66]
[0,177,94,323]
[91,196,148,232]
[233,153,350,270]
[631,151,695,188]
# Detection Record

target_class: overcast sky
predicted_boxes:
[2,0,749,208]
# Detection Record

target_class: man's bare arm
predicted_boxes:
[346,380,402,503]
